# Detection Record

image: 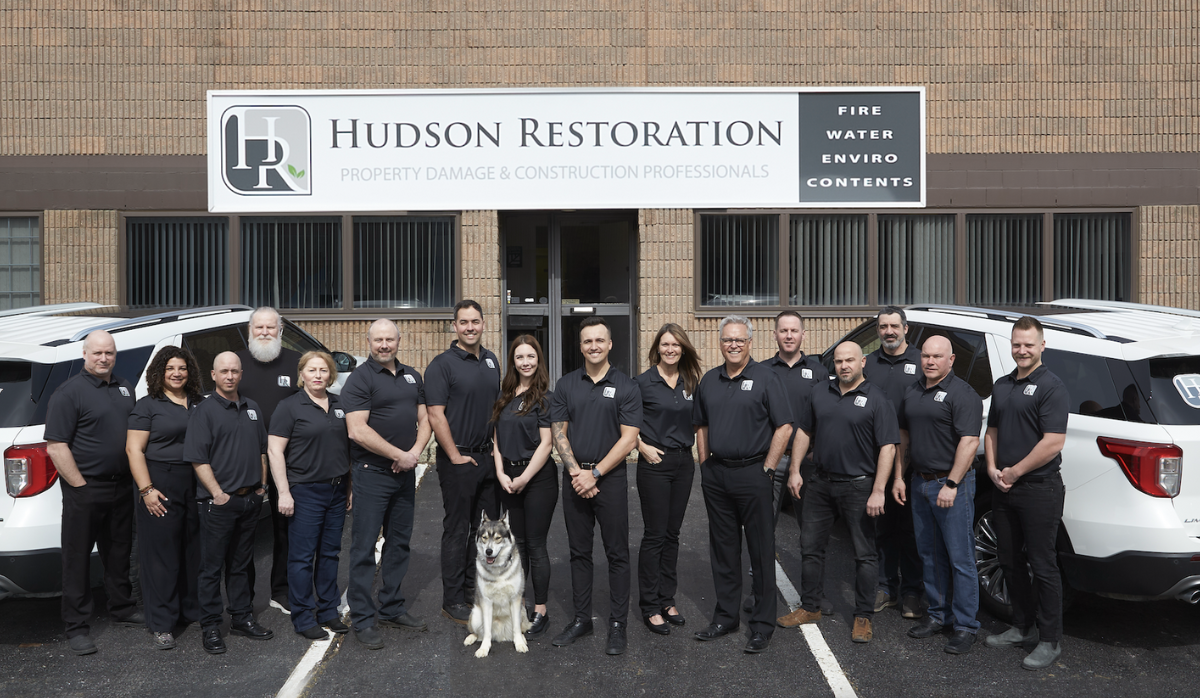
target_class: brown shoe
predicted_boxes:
[851,617,873,643]
[777,607,822,628]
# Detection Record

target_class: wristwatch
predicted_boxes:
[591,467,602,479]
[945,478,959,489]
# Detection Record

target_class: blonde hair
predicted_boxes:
[297,351,338,388]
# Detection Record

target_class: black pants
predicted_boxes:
[701,459,776,637]
[197,491,261,630]
[498,462,558,606]
[801,474,878,618]
[993,473,1065,642]
[243,472,289,605]
[562,463,630,624]
[60,477,136,638]
[436,450,500,606]
[347,466,415,631]
[876,470,924,599]
[137,461,200,633]
[636,451,694,618]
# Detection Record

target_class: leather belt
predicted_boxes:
[712,453,767,468]
[643,439,692,455]
[815,469,868,483]
[455,441,494,454]
[232,484,262,496]
[504,459,532,467]
[918,470,951,481]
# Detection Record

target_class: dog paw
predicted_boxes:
[463,634,477,646]
[475,642,491,658]
[515,637,529,653]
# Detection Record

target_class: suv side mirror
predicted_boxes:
[332,351,357,374]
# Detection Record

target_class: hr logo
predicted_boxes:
[221,105,312,196]
[1173,374,1200,408]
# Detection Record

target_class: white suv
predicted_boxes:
[823,300,1200,618]
[0,303,358,599]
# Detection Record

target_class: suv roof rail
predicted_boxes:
[1045,298,1200,320]
[0,302,108,319]
[905,304,1109,339]
[63,305,254,343]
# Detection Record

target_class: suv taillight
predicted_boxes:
[1097,437,1183,498]
[5,443,58,498]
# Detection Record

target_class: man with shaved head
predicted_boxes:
[46,330,142,655]
[185,351,273,654]
[340,319,432,650]
[893,335,983,655]
[778,341,899,644]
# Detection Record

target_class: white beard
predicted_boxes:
[248,335,283,363]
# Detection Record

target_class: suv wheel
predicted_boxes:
[973,501,1014,621]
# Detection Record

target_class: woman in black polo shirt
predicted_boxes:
[268,351,352,640]
[489,334,556,638]
[635,323,702,635]
[127,346,204,650]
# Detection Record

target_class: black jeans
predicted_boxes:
[348,466,415,631]
[636,451,694,618]
[60,477,136,638]
[801,474,878,618]
[876,470,924,599]
[436,450,500,606]
[498,462,558,606]
[137,461,200,633]
[993,472,1066,642]
[562,463,630,624]
[700,459,776,637]
[197,491,262,630]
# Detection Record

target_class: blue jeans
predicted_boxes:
[348,466,415,631]
[911,470,980,632]
[287,479,349,632]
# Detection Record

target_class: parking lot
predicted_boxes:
[4,462,1200,698]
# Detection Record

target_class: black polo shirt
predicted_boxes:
[988,364,1070,480]
[339,358,425,470]
[549,366,642,465]
[766,351,830,432]
[692,359,792,460]
[269,391,350,483]
[45,370,137,478]
[183,392,268,495]
[635,367,695,450]
[799,380,900,477]
[235,348,302,427]
[864,343,923,410]
[128,393,204,464]
[495,390,553,462]
[898,373,983,473]
[424,340,501,450]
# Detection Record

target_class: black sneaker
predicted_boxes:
[323,618,350,634]
[68,634,97,656]
[380,612,428,632]
[355,625,384,650]
[297,625,328,640]
[945,630,976,655]
[605,621,627,655]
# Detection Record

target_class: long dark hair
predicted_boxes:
[145,345,203,402]
[491,335,550,424]
[647,323,703,395]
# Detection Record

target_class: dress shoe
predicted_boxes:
[441,604,471,625]
[230,620,274,640]
[694,623,738,641]
[606,621,627,655]
[984,625,1039,649]
[1022,641,1062,670]
[355,625,384,650]
[270,596,292,615]
[68,634,97,656]
[113,610,145,628]
[777,607,821,628]
[744,632,770,653]
[661,607,685,626]
[323,618,350,634]
[945,629,976,655]
[152,631,176,650]
[851,617,873,643]
[202,628,226,655]
[525,612,549,638]
[297,625,328,640]
[907,616,944,639]
[643,615,670,636]
[873,590,896,613]
[900,594,924,619]
[551,618,594,646]
[380,612,428,632]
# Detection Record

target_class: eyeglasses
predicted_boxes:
[719,337,748,346]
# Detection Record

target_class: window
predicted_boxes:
[878,214,954,305]
[1054,213,1132,301]
[241,217,341,309]
[699,214,777,306]
[354,216,454,309]
[966,214,1043,306]
[0,217,41,310]
[790,215,868,306]
[126,217,228,308]
[182,326,248,392]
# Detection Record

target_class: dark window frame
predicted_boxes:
[0,212,44,310]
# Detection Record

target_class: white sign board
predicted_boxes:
[207,87,924,212]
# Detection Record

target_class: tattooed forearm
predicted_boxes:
[552,422,580,474]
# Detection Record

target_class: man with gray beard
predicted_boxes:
[235,307,301,614]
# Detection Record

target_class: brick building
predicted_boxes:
[1,4,1197,376]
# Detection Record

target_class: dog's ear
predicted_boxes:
[501,510,510,527]
[480,510,490,526]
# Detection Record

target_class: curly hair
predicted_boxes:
[145,345,203,401]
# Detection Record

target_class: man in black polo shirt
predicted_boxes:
[46,330,142,656]
[549,316,642,656]
[425,299,502,624]
[863,305,925,619]
[234,306,301,615]
[893,335,983,655]
[184,351,273,654]
[693,315,792,654]
[983,316,1069,671]
[341,319,432,650]
[779,342,898,644]
[766,310,828,521]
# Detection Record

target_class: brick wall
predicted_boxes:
[1139,205,1200,311]
[42,209,119,305]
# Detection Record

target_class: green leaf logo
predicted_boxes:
[287,164,306,178]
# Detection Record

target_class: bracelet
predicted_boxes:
[138,483,155,496]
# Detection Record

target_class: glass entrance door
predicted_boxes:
[501,211,637,384]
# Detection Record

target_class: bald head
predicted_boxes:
[82,330,117,380]
[212,351,243,399]
[920,334,955,385]
[368,318,400,367]
[833,341,866,386]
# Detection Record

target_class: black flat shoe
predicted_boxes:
[525,612,549,638]
[694,622,738,641]
[643,615,670,636]
[661,607,686,627]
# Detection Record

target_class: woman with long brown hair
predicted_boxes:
[489,334,557,638]
[635,323,703,635]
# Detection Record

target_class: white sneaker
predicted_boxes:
[270,597,292,615]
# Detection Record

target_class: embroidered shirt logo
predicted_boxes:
[334,409,345,419]
[904,363,917,375]
[404,374,416,384]
[801,368,813,379]
[247,409,258,421]
[683,391,693,401]
[1023,385,1038,396]
[934,391,948,403]
[119,387,130,397]
[278,375,291,387]
[602,387,616,399]
[741,380,754,391]
[854,396,868,407]
[485,358,496,369]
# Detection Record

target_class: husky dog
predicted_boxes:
[463,511,532,657]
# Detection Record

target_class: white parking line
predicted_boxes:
[282,463,431,698]
[775,560,859,698]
